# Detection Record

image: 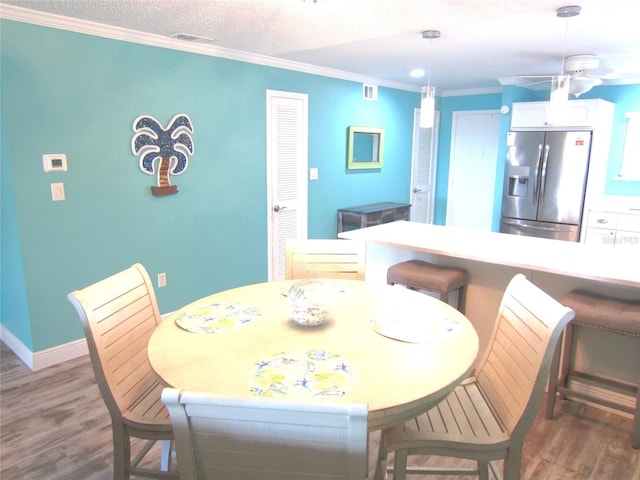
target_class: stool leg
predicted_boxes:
[439,292,449,305]
[457,285,467,314]
[546,337,562,419]
[558,323,575,401]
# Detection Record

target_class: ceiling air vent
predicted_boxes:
[363,84,378,101]
[170,33,216,44]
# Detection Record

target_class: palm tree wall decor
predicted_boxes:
[131,114,194,196]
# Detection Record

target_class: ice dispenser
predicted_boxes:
[508,176,528,197]
[506,166,530,198]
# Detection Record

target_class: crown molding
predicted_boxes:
[1,4,420,93]
[2,5,511,98]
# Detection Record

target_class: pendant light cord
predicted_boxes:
[427,37,432,89]
[556,5,581,76]
[422,30,440,90]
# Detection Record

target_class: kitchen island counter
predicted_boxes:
[340,221,639,400]
[339,221,639,288]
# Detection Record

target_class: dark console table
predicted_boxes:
[337,202,411,235]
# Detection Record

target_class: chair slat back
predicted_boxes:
[285,239,366,280]
[162,389,368,480]
[475,274,574,438]
[68,263,163,420]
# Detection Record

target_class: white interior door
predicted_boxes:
[266,90,308,280]
[410,108,439,223]
[446,110,500,231]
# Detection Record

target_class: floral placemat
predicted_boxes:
[371,312,462,344]
[248,349,357,400]
[175,302,260,334]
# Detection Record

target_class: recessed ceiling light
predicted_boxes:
[410,68,425,78]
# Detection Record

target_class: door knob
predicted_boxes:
[273,204,287,212]
[413,188,423,193]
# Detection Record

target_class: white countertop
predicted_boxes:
[339,221,640,289]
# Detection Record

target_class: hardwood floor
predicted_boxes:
[1,341,638,479]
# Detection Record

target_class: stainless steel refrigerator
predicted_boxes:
[500,130,592,242]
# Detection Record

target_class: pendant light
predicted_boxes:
[420,30,440,129]
[549,5,580,122]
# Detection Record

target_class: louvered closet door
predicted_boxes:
[410,108,438,224]
[266,90,308,280]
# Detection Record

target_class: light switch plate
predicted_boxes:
[51,182,65,201]
[309,167,319,180]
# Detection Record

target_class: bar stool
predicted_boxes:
[386,259,468,313]
[545,290,640,449]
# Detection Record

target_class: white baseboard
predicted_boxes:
[1,312,175,371]
[33,338,88,371]
[0,325,35,369]
[0,324,88,371]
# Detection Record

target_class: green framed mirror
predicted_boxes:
[347,126,384,170]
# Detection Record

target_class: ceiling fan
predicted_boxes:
[518,54,616,97]
[516,5,618,97]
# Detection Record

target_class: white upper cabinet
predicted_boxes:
[511,99,611,129]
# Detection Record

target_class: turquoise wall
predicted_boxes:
[1,110,33,349]
[0,20,418,351]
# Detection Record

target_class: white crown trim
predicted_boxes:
[1,4,421,92]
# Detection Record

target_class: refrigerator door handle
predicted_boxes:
[533,143,544,204]
[539,143,551,202]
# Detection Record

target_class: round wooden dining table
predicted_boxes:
[148,280,479,430]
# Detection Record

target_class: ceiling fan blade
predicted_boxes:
[569,67,615,82]
[516,74,555,78]
[588,66,615,77]
[517,78,553,87]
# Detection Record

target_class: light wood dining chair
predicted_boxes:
[161,388,369,480]
[285,239,366,280]
[68,263,176,480]
[374,273,575,480]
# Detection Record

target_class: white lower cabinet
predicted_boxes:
[585,227,616,246]
[616,212,640,248]
[584,210,640,247]
[616,230,640,248]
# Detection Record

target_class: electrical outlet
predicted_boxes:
[157,273,167,288]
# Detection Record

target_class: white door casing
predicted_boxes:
[266,90,308,281]
[410,108,439,223]
[446,110,500,231]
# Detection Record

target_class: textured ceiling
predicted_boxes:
[2,0,640,92]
